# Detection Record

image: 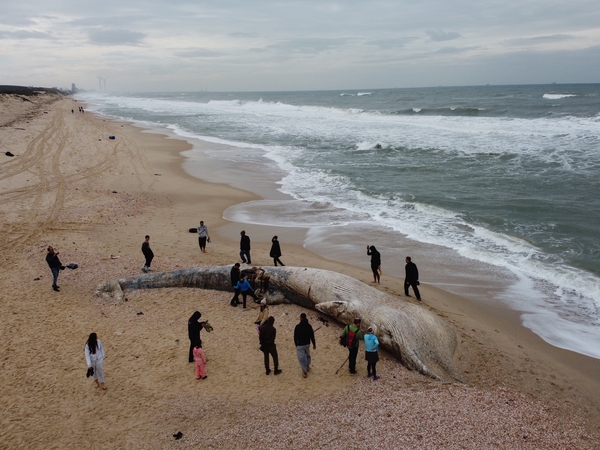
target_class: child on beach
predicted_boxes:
[193,340,207,380]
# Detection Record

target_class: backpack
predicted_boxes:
[344,326,360,348]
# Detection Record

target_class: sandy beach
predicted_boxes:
[1,91,599,449]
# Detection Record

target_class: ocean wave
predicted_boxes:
[543,93,577,100]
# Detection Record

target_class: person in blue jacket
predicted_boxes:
[234,273,259,308]
[364,326,380,380]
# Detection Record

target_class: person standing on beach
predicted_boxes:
[197,221,210,253]
[269,236,285,266]
[294,313,316,378]
[404,256,421,301]
[364,327,380,380]
[141,235,154,273]
[46,246,63,292]
[259,316,282,375]
[188,311,205,363]
[230,263,241,306]
[84,332,107,390]
[340,318,363,375]
[193,340,207,380]
[255,299,270,334]
[367,245,381,284]
[240,230,251,264]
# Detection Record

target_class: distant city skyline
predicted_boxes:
[1,1,599,92]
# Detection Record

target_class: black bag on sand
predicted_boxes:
[86,367,94,378]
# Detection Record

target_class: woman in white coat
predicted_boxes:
[85,332,107,390]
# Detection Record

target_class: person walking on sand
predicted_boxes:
[294,313,316,378]
[255,299,270,334]
[340,318,364,375]
[234,273,259,308]
[193,340,208,380]
[230,263,241,306]
[404,256,421,301]
[364,326,380,380]
[269,236,285,266]
[197,221,210,253]
[240,230,251,264]
[45,246,63,292]
[141,235,154,273]
[367,245,381,284]
[259,316,282,375]
[85,332,107,390]
[188,311,205,363]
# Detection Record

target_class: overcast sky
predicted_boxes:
[1,0,599,92]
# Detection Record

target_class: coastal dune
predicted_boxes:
[1,92,599,448]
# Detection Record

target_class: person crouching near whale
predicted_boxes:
[234,273,259,308]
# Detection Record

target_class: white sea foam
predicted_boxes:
[543,93,577,99]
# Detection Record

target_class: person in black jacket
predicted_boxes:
[230,263,241,306]
[269,236,285,266]
[239,230,251,264]
[367,245,381,284]
[141,235,154,273]
[188,311,205,363]
[45,246,62,292]
[259,316,281,375]
[294,313,316,378]
[404,256,421,301]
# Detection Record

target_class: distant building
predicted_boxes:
[72,83,78,93]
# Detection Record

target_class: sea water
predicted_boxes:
[78,84,600,359]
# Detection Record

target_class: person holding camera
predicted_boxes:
[188,311,206,363]
[45,246,63,292]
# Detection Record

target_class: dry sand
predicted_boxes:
[1,93,599,449]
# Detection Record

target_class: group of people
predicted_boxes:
[367,246,421,300]
[238,230,285,267]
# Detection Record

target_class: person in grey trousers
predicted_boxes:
[293,313,316,378]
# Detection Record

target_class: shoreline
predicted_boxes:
[1,95,598,447]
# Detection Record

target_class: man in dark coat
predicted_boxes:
[45,246,62,292]
[239,230,251,264]
[259,316,281,375]
[141,235,154,273]
[294,313,316,378]
[230,263,241,306]
[404,256,421,300]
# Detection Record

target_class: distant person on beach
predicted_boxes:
[141,235,154,273]
[197,221,210,253]
[294,313,316,378]
[193,340,207,380]
[240,230,251,264]
[84,332,107,390]
[269,236,285,266]
[364,326,380,380]
[188,311,205,363]
[259,316,282,375]
[367,245,381,284]
[404,256,421,300]
[45,246,63,292]
[255,299,270,333]
[340,318,363,375]
[234,273,259,308]
[230,263,241,306]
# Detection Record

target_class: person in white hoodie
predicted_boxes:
[85,332,107,390]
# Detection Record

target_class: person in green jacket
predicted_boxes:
[340,318,364,375]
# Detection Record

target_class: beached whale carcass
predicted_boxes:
[95,265,461,381]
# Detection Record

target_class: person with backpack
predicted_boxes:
[340,318,364,375]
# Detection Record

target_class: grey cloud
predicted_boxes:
[0,30,55,40]
[426,30,461,42]
[433,46,477,55]
[88,28,146,46]
[229,32,258,39]
[503,34,578,46]
[366,37,417,50]
[176,48,226,58]
[267,38,349,54]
